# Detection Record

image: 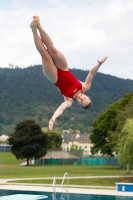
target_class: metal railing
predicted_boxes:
[52,172,69,200]
[61,172,69,193]
[52,176,56,193]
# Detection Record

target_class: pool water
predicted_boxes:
[0,189,132,200]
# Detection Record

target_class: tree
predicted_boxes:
[90,93,133,156]
[117,118,133,173]
[70,144,84,156]
[8,120,48,166]
[44,130,62,149]
[115,99,133,133]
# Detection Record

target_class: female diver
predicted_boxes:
[30,16,108,130]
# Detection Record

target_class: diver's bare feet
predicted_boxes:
[33,15,41,29]
[30,19,37,32]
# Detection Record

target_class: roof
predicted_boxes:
[62,133,73,143]
[43,150,78,158]
[62,133,90,143]
[71,133,89,142]
[0,143,11,147]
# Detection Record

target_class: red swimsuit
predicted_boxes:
[54,68,82,99]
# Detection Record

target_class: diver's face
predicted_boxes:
[77,93,91,107]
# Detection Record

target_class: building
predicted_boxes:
[62,132,93,156]
[0,134,9,142]
[0,143,11,152]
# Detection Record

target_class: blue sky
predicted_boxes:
[0,0,133,80]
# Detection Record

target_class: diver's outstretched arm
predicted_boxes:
[84,56,108,91]
[49,100,73,131]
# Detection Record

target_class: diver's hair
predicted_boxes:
[81,97,92,109]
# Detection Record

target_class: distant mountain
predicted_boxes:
[0,65,133,134]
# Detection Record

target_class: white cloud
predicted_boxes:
[0,0,133,80]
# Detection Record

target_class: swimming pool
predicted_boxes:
[0,189,132,200]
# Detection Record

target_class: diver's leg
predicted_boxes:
[33,16,68,70]
[30,19,58,83]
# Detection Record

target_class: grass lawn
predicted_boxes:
[0,152,133,189]
[0,164,132,178]
[0,152,22,165]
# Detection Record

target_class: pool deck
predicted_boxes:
[0,184,133,197]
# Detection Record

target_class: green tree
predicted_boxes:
[90,93,133,156]
[117,118,133,173]
[44,130,62,149]
[8,120,48,166]
[115,99,133,133]
[1,124,16,136]
[70,144,84,156]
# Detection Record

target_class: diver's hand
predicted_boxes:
[49,118,55,131]
[98,56,108,64]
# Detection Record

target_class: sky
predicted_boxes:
[0,0,133,80]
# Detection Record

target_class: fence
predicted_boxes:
[34,150,120,166]
[0,144,11,152]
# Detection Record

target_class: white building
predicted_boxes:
[62,133,93,156]
[0,134,9,142]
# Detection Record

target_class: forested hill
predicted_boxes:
[0,65,133,134]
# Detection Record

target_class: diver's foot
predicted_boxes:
[33,15,41,29]
[30,19,37,32]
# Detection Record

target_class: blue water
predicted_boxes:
[0,189,132,200]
